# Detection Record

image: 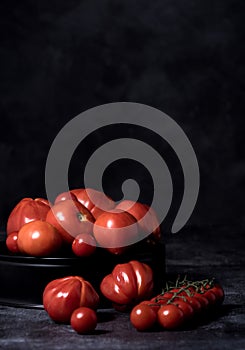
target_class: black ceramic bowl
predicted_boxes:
[0,232,165,309]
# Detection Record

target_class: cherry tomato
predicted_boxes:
[172,298,194,320]
[72,233,96,257]
[192,293,209,310]
[7,197,51,235]
[210,284,224,304]
[130,304,157,331]
[181,295,202,313]
[139,300,160,314]
[6,232,19,253]
[73,188,115,219]
[17,220,63,257]
[157,304,184,330]
[93,209,139,255]
[100,260,153,309]
[70,307,97,334]
[46,199,95,244]
[43,276,99,323]
[202,290,216,306]
[115,200,161,242]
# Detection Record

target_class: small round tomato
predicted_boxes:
[210,284,224,304]
[7,197,51,235]
[139,300,160,314]
[6,232,19,253]
[72,233,96,257]
[70,307,97,334]
[46,199,95,244]
[73,188,115,219]
[93,209,139,255]
[157,304,184,330]
[180,295,202,313]
[192,293,209,310]
[172,298,194,320]
[202,290,216,306]
[130,304,157,331]
[17,220,63,257]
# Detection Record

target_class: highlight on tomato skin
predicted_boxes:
[157,304,185,330]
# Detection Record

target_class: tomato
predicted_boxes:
[72,233,96,257]
[210,284,224,305]
[6,232,19,253]
[70,307,97,334]
[180,295,202,313]
[172,298,194,320]
[157,304,184,330]
[43,276,99,323]
[6,197,51,235]
[54,191,78,204]
[192,293,209,310]
[202,290,216,306]
[130,304,157,331]
[100,260,153,310]
[139,300,161,314]
[17,220,62,257]
[72,188,115,219]
[46,199,95,244]
[115,200,161,242]
[93,209,139,255]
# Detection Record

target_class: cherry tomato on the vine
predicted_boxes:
[130,304,157,331]
[157,304,184,330]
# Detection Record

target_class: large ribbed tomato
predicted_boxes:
[100,260,154,311]
[43,276,99,323]
[6,198,51,235]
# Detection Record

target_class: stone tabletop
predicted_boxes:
[0,225,244,350]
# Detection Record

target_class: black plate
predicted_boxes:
[0,232,165,309]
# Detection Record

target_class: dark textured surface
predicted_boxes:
[0,0,245,228]
[0,225,244,349]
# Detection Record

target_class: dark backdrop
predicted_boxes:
[0,0,244,231]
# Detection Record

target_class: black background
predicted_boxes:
[0,0,244,231]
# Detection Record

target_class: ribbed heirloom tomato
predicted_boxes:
[43,276,99,323]
[100,260,154,311]
[6,197,51,235]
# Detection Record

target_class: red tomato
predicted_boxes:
[181,295,202,313]
[100,260,154,310]
[172,298,194,320]
[17,220,63,257]
[202,290,216,306]
[93,209,139,255]
[210,284,224,305]
[115,200,161,241]
[6,232,19,253]
[54,191,77,204]
[72,188,115,219]
[70,307,97,334]
[192,293,209,310]
[6,198,51,235]
[72,233,96,257]
[130,304,157,331]
[157,304,184,330]
[139,300,161,314]
[43,276,99,323]
[46,199,95,244]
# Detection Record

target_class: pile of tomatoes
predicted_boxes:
[41,261,224,334]
[5,187,161,257]
[130,276,224,331]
